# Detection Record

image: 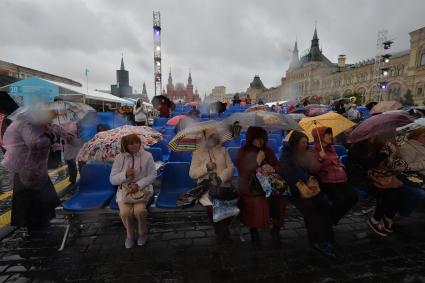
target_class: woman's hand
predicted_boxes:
[306,176,318,189]
[319,150,327,160]
[128,183,139,194]
[126,167,135,179]
[206,162,217,172]
[261,164,275,174]
[257,150,266,165]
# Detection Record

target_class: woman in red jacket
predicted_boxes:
[309,127,358,225]
[237,126,287,248]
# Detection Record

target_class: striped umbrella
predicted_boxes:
[168,120,237,152]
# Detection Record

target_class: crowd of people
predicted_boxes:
[1,96,425,260]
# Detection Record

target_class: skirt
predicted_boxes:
[11,174,60,228]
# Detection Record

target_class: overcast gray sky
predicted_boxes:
[1,0,424,99]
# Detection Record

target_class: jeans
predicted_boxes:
[373,188,403,220]
[321,182,358,225]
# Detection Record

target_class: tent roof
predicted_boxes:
[45,79,131,104]
[0,77,131,105]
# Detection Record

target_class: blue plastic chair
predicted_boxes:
[333,145,347,157]
[339,155,348,166]
[151,139,170,162]
[152,117,169,131]
[63,163,115,211]
[156,162,195,209]
[169,151,193,163]
[223,139,240,148]
[268,138,279,154]
[227,147,239,176]
[145,147,163,162]
[162,126,176,136]
[240,139,246,147]
[269,134,282,146]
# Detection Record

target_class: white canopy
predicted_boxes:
[45,79,132,105]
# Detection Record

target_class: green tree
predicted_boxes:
[402,89,414,106]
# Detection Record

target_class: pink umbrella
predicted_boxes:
[348,113,413,144]
[166,115,193,126]
[371,100,402,114]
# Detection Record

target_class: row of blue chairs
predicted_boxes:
[63,144,351,213]
[63,162,195,212]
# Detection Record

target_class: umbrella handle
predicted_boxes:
[313,120,324,152]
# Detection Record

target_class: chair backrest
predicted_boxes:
[161,162,194,192]
[240,139,246,147]
[333,145,347,157]
[227,147,239,166]
[268,134,282,145]
[79,163,115,193]
[151,139,170,156]
[339,155,348,166]
[267,138,279,153]
[169,151,193,163]
[163,127,176,136]
[145,147,163,162]
[153,117,169,127]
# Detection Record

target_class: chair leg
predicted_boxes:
[58,223,70,252]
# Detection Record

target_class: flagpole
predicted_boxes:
[84,68,89,105]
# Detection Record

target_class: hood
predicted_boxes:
[246,126,268,147]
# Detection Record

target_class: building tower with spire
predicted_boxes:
[165,68,200,103]
[111,55,133,98]
[289,40,300,69]
[140,82,149,102]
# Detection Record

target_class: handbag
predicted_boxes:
[209,185,239,200]
[120,183,150,204]
[249,173,265,196]
[367,169,403,189]
[296,177,320,198]
[212,198,240,223]
[177,182,208,207]
[269,173,291,197]
[398,171,425,189]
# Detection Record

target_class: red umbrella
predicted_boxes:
[166,115,193,126]
[348,113,413,144]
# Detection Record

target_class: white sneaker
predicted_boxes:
[137,235,148,246]
[125,238,135,249]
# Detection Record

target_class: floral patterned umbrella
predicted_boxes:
[77,125,163,162]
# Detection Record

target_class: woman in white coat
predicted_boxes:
[110,134,156,248]
[189,131,235,243]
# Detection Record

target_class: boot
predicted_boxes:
[250,228,261,248]
[271,225,282,249]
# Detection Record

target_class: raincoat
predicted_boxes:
[309,127,347,184]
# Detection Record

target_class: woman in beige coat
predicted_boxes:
[110,134,156,249]
[189,132,235,243]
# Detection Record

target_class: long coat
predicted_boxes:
[2,117,60,227]
[237,145,286,228]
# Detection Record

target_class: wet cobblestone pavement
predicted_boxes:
[0,197,424,283]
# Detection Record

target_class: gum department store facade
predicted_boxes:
[240,26,425,105]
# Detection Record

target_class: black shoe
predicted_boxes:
[250,228,261,248]
[271,227,282,249]
[311,242,337,259]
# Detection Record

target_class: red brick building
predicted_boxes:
[166,70,201,103]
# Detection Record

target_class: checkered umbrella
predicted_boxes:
[168,120,237,152]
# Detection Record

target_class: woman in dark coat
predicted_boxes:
[348,132,408,237]
[237,126,287,248]
[278,131,337,259]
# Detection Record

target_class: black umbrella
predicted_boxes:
[0,91,19,115]
[208,101,226,114]
[365,101,378,111]
[151,95,173,109]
